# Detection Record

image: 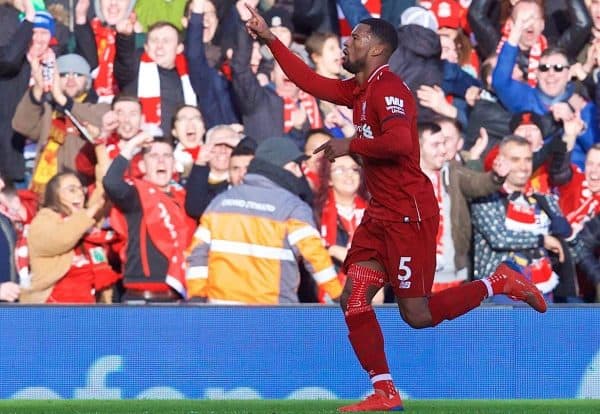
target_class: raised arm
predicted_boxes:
[468,0,501,60]
[245,4,353,107]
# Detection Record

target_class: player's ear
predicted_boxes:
[370,44,384,57]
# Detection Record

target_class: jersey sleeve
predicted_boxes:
[268,38,355,108]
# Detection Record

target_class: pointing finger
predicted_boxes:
[245,3,260,18]
[312,141,330,155]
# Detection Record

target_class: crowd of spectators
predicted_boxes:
[1,0,599,305]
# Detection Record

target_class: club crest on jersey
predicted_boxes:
[357,123,373,139]
[384,96,405,115]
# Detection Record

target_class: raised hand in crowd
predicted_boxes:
[22,0,36,22]
[0,282,20,302]
[194,141,214,167]
[290,105,308,130]
[120,131,154,159]
[29,57,46,102]
[116,11,137,36]
[323,102,355,138]
[465,85,481,107]
[562,111,585,152]
[549,102,575,122]
[571,41,599,81]
[543,234,565,263]
[568,93,588,113]
[491,154,510,178]
[190,0,205,14]
[507,9,537,46]
[417,85,458,119]
[468,127,489,161]
[75,0,91,25]
[85,186,107,221]
[99,110,119,141]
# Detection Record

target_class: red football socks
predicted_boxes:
[345,309,393,389]
[428,280,488,326]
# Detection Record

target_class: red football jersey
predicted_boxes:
[269,39,438,223]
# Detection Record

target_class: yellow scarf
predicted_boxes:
[30,94,88,196]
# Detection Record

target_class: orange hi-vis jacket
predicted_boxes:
[185,174,342,304]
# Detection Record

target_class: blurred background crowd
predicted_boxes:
[1,0,600,305]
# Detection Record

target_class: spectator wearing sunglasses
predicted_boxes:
[12,53,109,195]
[492,9,598,170]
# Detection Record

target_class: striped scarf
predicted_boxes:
[282,91,323,133]
[497,19,547,87]
[91,18,118,103]
[138,52,197,134]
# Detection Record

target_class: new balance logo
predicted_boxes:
[384,96,405,115]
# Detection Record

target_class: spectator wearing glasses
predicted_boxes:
[313,153,372,303]
[21,172,119,303]
[493,24,598,170]
[12,53,109,195]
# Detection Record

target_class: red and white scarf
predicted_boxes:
[138,52,197,133]
[557,168,600,228]
[91,18,118,103]
[282,91,323,133]
[130,179,192,298]
[497,19,547,87]
[318,188,366,303]
[320,188,367,247]
[504,191,558,294]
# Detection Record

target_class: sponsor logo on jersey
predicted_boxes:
[384,96,405,115]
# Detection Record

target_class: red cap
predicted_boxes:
[429,0,464,30]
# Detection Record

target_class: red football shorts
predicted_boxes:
[343,214,439,298]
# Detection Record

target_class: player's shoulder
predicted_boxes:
[374,70,413,98]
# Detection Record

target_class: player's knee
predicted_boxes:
[398,302,432,329]
[400,311,429,329]
[344,264,385,316]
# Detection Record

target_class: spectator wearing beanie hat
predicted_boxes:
[12,51,110,195]
[0,2,71,186]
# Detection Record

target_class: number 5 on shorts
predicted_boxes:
[398,256,412,288]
